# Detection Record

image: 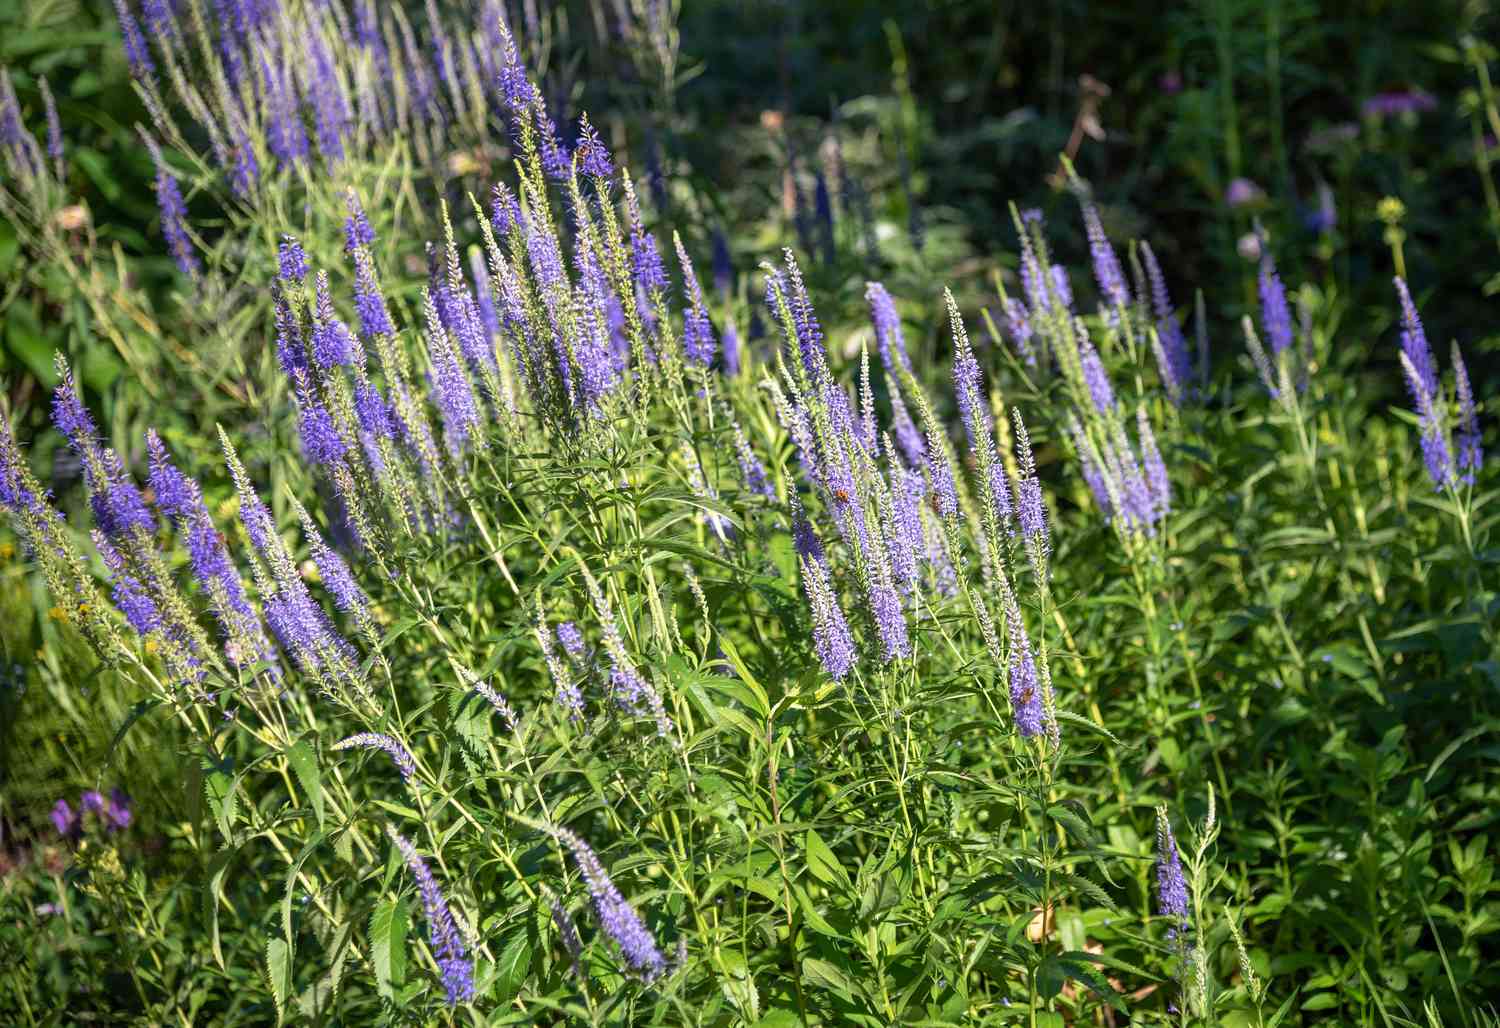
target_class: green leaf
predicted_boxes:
[717,636,771,719]
[265,937,292,1023]
[370,896,409,999]
[493,929,532,1003]
[802,957,856,1000]
[286,739,324,830]
[204,848,237,970]
[804,828,852,891]
[204,766,237,845]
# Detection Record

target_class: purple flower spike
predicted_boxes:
[344,190,375,252]
[1005,602,1045,738]
[866,282,911,376]
[143,133,198,278]
[556,621,584,658]
[334,733,416,782]
[554,827,668,982]
[94,531,162,636]
[575,114,613,178]
[1082,202,1130,313]
[1258,254,1294,356]
[113,0,156,79]
[1155,807,1190,925]
[388,828,474,1005]
[81,790,106,815]
[1394,277,1437,403]
[278,235,308,282]
[1453,345,1482,484]
[675,235,716,367]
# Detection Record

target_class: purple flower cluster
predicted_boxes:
[1394,278,1483,489]
[51,787,132,837]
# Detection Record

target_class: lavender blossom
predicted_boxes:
[549,894,584,977]
[866,282,911,376]
[675,235,716,367]
[1453,344,1482,484]
[1140,241,1190,402]
[307,531,366,615]
[1077,324,1115,415]
[262,56,308,169]
[278,235,308,282]
[1155,807,1190,924]
[1394,277,1438,403]
[575,113,613,178]
[113,0,155,79]
[1082,202,1130,313]
[38,76,62,175]
[799,549,855,681]
[867,582,909,661]
[307,29,349,165]
[496,27,534,108]
[490,182,523,238]
[388,828,475,1005]
[294,379,347,467]
[94,531,161,636]
[890,392,925,470]
[1137,409,1171,521]
[1005,603,1044,738]
[1394,279,1452,488]
[353,248,395,337]
[334,733,415,781]
[144,134,198,278]
[50,799,77,837]
[731,421,774,498]
[556,621,585,658]
[534,109,570,181]
[553,827,668,982]
[106,788,133,830]
[1258,254,1294,356]
[344,190,375,252]
[1015,475,1046,543]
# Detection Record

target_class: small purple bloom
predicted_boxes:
[81,790,106,815]
[143,133,198,278]
[1082,202,1130,313]
[866,282,911,376]
[388,828,475,1004]
[334,733,416,782]
[51,799,78,837]
[1155,808,1190,923]
[1453,344,1482,484]
[554,827,668,982]
[1362,90,1437,120]
[556,621,584,658]
[1006,603,1045,738]
[278,235,308,282]
[344,191,375,252]
[575,114,613,178]
[113,0,156,79]
[1258,254,1294,356]
[1225,177,1264,208]
[106,788,133,830]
